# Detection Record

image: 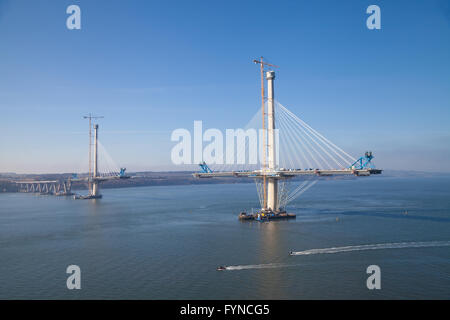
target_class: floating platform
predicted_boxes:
[54,192,74,197]
[238,211,296,221]
[73,194,102,200]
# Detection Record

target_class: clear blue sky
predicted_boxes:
[0,0,449,173]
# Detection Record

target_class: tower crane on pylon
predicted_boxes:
[83,114,104,193]
[253,57,279,210]
[193,58,382,221]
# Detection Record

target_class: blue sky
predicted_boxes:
[0,0,449,173]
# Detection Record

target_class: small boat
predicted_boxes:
[289,251,294,256]
[217,266,226,271]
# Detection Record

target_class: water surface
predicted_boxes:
[0,176,449,299]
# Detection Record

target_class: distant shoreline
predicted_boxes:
[1,170,449,193]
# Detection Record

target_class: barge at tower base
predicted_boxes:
[238,210,296,221]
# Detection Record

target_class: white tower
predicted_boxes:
[91,124,100,197]
[266,71,278,212]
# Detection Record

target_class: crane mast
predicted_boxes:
[83,114,104,196]
[253,57,279,210]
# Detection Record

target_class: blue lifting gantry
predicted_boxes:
[199,161,213,173]
[350,151,376,170]
[119,168,127,177]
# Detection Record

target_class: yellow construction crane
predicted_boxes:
[83,114,104,192]
[253,57,278,209]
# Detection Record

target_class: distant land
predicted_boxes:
[0,171,248,193]
[0,170,449,193]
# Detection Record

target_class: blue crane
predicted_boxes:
[350,151,376,170]
[199,161,213,173]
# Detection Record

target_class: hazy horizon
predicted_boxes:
[2,167,450,176]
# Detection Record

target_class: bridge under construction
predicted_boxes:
[73,115,130,199]
[194,58,382,221]
[13,115,129,199]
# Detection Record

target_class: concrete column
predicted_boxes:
[93,124,99,178]
[92,124,100,197]
[268,178,278,211]
[92,182,99,197]
[266,71,276,171]
[266,71,278,212]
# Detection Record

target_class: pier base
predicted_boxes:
[73,194,103,200]
[238,210,296,221]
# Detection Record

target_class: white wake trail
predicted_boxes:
[223,241,450,271]
[290,241,450,256]
[225,263,300,271]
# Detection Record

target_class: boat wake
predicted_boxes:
[222,241,450,271]
[224,263,300,271]
[290,241,450,256]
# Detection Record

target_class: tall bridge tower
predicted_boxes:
[266,70,278,212]
[91,124,101,197]
[75,115,105,200]
[193,58,382,221]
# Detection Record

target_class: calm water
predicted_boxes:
[0,176,449,299]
